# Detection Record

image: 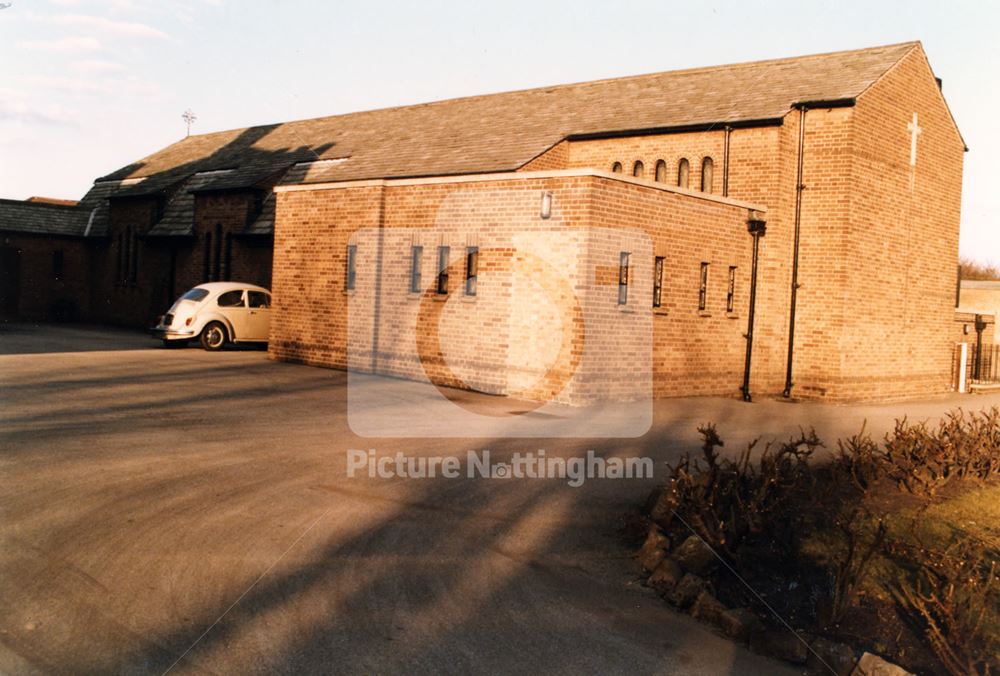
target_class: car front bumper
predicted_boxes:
[151,327,197,340]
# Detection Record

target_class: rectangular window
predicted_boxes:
[436,245,450,295]
[698,262,709,311]
[618,251,630,305]
[345,244,357,291]
[52,250,64,281]
[652,256,664,308]
[465,246,478,296]
[409,245,423,293]
[727,266,736,313]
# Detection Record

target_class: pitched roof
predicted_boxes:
[97,42,919,189]
[0,199,89,237]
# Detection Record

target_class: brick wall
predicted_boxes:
[268,172,759,404]
[0,233,92,320]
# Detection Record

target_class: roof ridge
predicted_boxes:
[0,198,85,211]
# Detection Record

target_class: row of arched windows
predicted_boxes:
[611,157,715,194]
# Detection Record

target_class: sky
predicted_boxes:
[1,0,998,265]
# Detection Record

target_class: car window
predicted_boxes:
[181,288,209,302]
[217,290,245,307]
[248,291,270,308]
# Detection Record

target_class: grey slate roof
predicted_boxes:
[5,43,929,238]
[0,199,89,237]
[98,42,921,188]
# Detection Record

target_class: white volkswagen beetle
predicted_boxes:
[152,282,272,350]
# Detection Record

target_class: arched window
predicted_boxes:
[677,158,690,189]
[632,161,645,178]
[655,160,667,183]
[701,157,714,193]
[611,162,622,173]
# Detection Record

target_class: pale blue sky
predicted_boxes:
[2,0,997,264]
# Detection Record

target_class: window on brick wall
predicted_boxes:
[611,162,622,173]
[116,232,124,284]
[678,158,690,189]
[202,231,212,283]
[653,256,664,308]
[410,245,423,293]
[698,262,709,311]
[212,224,223,282]
[618,251,630,305]
[632,161,645,178]
[701,157,715,193]
[129,228,138,284]
[436,245,450,295]
[223,233,232,281]
[52,250,64,281]
[655,160,667,183]
[345,244,357,291]
[727,265,736,312]
[465,246,478,296]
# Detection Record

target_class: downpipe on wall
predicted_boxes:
[783,105,807,398]
[741,213,767,402]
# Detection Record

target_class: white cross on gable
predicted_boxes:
[907,112,922,166]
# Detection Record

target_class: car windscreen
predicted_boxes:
[181,288,210,302]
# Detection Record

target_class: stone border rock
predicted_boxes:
[635,524,914,676]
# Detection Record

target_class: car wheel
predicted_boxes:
[200,322,228,351]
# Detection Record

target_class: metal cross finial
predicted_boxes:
[182,109,197,137]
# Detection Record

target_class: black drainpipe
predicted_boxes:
[742,212,767,402]
[974,314,986,381]
[722,126,732,197]
[783,105,807,398]
[370,184,387,373]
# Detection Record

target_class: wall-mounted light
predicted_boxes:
[540,192,552,219]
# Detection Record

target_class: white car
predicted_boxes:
[152,282,272,350]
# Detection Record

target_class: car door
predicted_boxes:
[216,289,250,340]
[246,290,271,341]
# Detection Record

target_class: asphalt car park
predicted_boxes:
[3,323,998,674]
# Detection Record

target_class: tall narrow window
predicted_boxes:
[123,227,132,285]
[678,158,690,188]
[52,250,64,281]
[698,262,709,311]
[409,245,423,293]
[128,227,138,284]
[611,162,623,173]
[727,265,736,312]
[654,160,667,183]
[701,157,715,193]
[222,233,232,281]
[618,251,630,305]
[202,231,212,282]
[465,246,479,296]
[436,245,450,295]
[212,224,222,282]
[345,244,357,291]
[116,233,124,284]
[632,161,645,178]
[652,256,664,308]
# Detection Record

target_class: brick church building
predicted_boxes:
[0,42,968,402]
